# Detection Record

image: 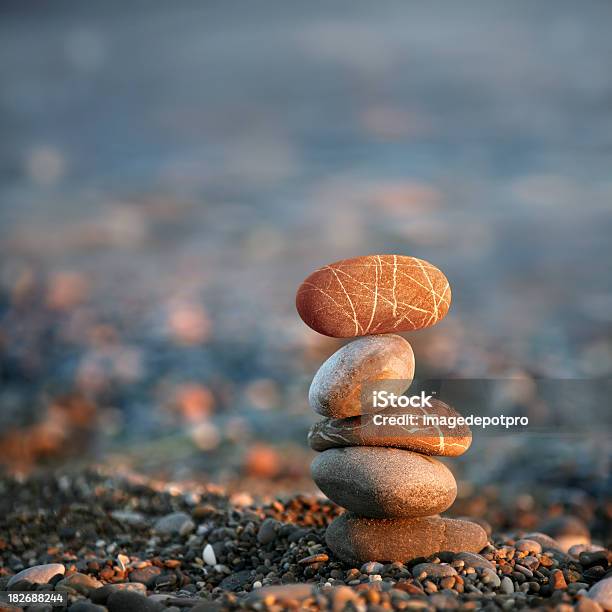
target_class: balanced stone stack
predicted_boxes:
[296,254,487,564]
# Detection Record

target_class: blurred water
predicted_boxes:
[0,1,611,478]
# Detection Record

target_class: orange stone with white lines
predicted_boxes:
[296,255,451,338]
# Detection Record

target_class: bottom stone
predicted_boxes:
[326,513,488,564]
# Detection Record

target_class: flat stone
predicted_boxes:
[296,255,451,338]
[308,398,471,455]
[412,562,457,578]
[588,577,612,611]
[311,447,456,518]
[8,563,65,587]
[308,334,414,418]
[453,552,495,570]
[56,572,103,595]
[326,513,488,564]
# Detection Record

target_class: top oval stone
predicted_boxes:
[296,255,451,337]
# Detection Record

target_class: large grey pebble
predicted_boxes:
[454,552,495,570]
[8,563,65,587]
[308,334,414,418]
[311,447,456,518]
[326,513,488,564]
[153,511,194,536]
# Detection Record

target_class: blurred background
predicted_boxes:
[0,1,610,528]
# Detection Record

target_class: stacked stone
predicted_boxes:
[296,254,488,564]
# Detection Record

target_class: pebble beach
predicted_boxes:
[1,468,611,611]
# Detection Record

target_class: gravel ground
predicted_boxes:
[0,469,610,611]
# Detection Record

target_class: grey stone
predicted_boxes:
[454,552,495,570]
[480,567,501,587]
[8,563,65,588]
[361,561,384,574]
[311,447,456,518]
[308,334,415,419]
[153,512,194,536]
[257,518,278,545]
[218,570,253,591]
[412,562,457,578]
[56,572,103,595]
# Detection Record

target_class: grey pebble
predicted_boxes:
[218,570,253,591]
[56,572,104,595]
[412,562,457,578]
[153,511,195,536]
[8,563,65,588]
[480,567,500,587]
[257,518,278,545]
[110,510,147,528]
[454,552,495,571]
[515,564,534,578]
[361,562,384,574]
[500,576,514,594]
